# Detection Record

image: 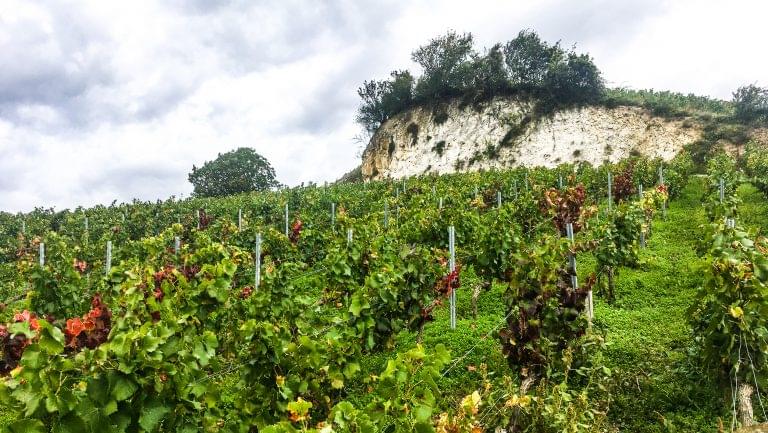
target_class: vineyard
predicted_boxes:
[2,151,768,433]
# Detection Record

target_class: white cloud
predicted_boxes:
[0,0,767,212]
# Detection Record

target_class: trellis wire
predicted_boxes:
[743,331,768,422]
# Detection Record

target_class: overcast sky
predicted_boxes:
[1,0,767,212]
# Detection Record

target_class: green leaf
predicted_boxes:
[53,413,87,433]
[414,404,432,422]
[110,374,138,402]
[413,421,434,433]
[349,292,369,317]
[37,321,65,354]
[139,399,172,432]
[7,419,45,433]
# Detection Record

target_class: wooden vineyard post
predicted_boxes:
[105,241,112,276]
[238,209,242,231]
[39,243,45,268]
[449,226,456,330]
[513,179,518,200]
[254,233,262,289]
[497,191,502,209]
[196,210,201,230]
[20,219,25,235]
[439,197,443,210]
[174,236,181,255]
[558,174,563,189]
[347,228,353,246]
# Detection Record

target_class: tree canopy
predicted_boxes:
[733,84,768,125]
[356,29,605,133]
[188,148,280,197]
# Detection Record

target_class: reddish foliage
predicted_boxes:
[73,259,88,274]
[540,185,587,236]
[656,184,667,195]
[240,286,254,299]
[500,271,596,369]
[0,310,41,375]
[198,209,214,229]
[63,294,112,351]
[289,219,303,244]
[612,164,636,203]
[421,264,462,320]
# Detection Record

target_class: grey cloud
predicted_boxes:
[0,5,114,128]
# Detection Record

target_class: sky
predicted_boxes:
[1,0,767,212]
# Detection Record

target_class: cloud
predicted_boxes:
[0,0,767,212]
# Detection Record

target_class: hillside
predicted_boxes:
[361,97,701,179]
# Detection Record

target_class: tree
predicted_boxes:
[733,84,768,125]
[468,43,509,100]
[411,31,475,102]
[542,52,604,106]
[504,30,557,91]
[355,70,414,134]
[188,148,280,197]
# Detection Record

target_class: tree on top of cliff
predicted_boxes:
[355,29,604,134]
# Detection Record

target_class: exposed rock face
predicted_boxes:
[361,97,703,180]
